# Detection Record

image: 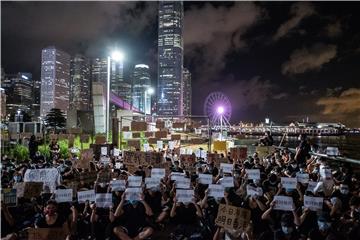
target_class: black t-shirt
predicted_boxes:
[145,191,162,214]
[120,202,148,230]
[173,204,198,225]
[35,214,66,228]
[274,229,300,240]
[308,228,338,240]
[263,179,278,193]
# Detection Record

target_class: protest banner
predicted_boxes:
[156,121,165,129]
[246,185,263,197]
[77,190,96,203]
[151,168,166,178]
[173,122,185,129]
[296,173,309,184]
[131,121,147,131]
[221,176,234,188]
[281,177,298,189]
[55,189,73,203]
[28,227,68,240]
[273,196,294,211]
[97,171,111,183]
[15,182,43,199]
[24,168,60,192]
[213,141,227,152]
[171,134,181,140]
[95,135,106,144]
[174,177,191,189]
[128,140,140,149]
[230,146,247,161]
[145,177,161,189]
[96,193,112,208]
[123,132,132,140]
[128,176,143,187]
[80,134,90,143]
[198,174,213,185]
[245,169,260,180]
[176,189,193,203]
[304,196,324,211]
[110,180,126,191]
[113,148,120,157]
[220,163,233,174]
[156,140,163,150]
[155,131,167,139]
[208,184,225,199]
[145,132,154,138]
[307,181,319,193]
[101,146,108,156]
[215,204,251,230]
[1,188,17,206]
[78,149,93,169]
[125,188,142,201]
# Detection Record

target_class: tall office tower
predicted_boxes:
[32,79,41,117]
[157,1,184,116]
[91,58,108,84]
[132,64,151,113]
[40,46,71,117]
[182,68,192,116]
[70,54,91,111]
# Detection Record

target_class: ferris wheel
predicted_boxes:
[203,91,232,127]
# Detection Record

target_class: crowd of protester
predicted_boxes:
[1,134,360,240]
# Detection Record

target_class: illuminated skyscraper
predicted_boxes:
[132,64,151,113]
[40,46,70,116]
[182,68,191,116]
[157,1,184,116]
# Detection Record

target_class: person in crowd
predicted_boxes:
[28,135,40,161]
[259,131,274,146]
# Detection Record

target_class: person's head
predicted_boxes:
[298,134,307,141]
[280,213,294,235]
[339,183,349,195]
[317,212,332,232]
[44,200,58,216]
[30,135,35,141]
[349,196,360,212]
[269,173,277,184]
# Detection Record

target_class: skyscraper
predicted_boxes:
[91,58,108,85]
[182,68,192,116]
[157,1,184,116]
[70,54,91,111]
[132,64,151,113]
[40,46,71,117]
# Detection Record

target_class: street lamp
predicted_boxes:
[106,50,125,142]
[144,87,154,115]
[217,106,224,140]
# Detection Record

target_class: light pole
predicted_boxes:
[144,87,154,115]
[106,50,124,142]
[217,106,224,140]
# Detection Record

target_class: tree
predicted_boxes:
[45,108,66,133]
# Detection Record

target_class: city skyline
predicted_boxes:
[2,1,360,127]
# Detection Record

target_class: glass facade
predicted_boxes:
[132,64,151,113]
[182,68,192,116]
[158,1,184,116]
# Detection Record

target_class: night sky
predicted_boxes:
[2,1,360,127]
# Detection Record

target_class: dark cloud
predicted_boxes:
[272,93,289,100]
[325,20,342,37]
[281,43,337,75]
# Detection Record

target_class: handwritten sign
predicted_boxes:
[143,143,150,152]
[100,156,110,165]
[168,141,175,150]
[77,190,96,203]
[307,181,319,193]
[246,185,263,197]
[145,177,161,189]
[208,184,225,199]
[128,176,143,187]
[296,173,309,184]
[55,189,73,203]
[220,163,233,174]
[215,204,251,230]
[230,147,247,161]
[176,189,194,203]
[281,177,297,189]
[273,196,294,211]
[110,180,126,191]
[125,188,142,201]
[245,169,260,180]
[304,196,323,211]
[100,146,107,156]
[113,148,120,157]
[221,177,234,188]
[96,193,112,208]
[151,168,166,178]
[198,174,213,185]
[157,140,163,150]
[175,177,191,189]
[24,168,60,192]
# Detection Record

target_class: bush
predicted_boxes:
[38,145,50,159]
[12,144,29,162]
[58,140,69,159]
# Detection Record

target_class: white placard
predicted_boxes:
[24,168,61,192]
[186,148,193,155]
[326,147,340,156]
[157,141,163,150]
[304,196,323,211]
[96,193,113,208]
[273,196,294,211]
[145,177,161,189]
[55,189,73,203]
[221,176,234,188]
[296,173,309,184]
[307,181,319,193]
[168,141,175,150]
[320,168,332,179]
[175,177,191,189]
[195,149,201,158]
[143,143,150,152]
[151,168,165,178]
[123,132,132,140]
[180,148,186,155]
[77,190,96,203]
[208,184,225,199]
[125,187,142,201]
[128,176,143,187]
[115,162,122,169]
[246,185,263,197]
[111,180,126,191]
[281,177,297,189]
[220,163,233,174]
[170,172,185,180]
[113,148,120,157]
[176,189,194,203]
[195,128,201,134]
[201,150,207,160]
[100,156,110,165]
[198,174,213,185]
[227,141,234,149]
[101,147,107,156]
[245,169,260,180]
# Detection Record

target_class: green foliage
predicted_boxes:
[45,108,66,132]
[12,144,29,162]
[38,145,50,159]
[58,140,69,159]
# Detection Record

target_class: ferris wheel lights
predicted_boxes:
[217,106,225,114]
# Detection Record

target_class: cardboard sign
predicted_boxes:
[110,180,126,191]
[28,228,68,240]
[95,135,106,144]
[77,190,96,203]
[198,174,213,185]
[230,147,247,161]
[145,177,161,189]
[155,131,167,139]
[157,140,163,150]
[101,146,108,156]
[246,185,263,197]
[128,176,143,187]
[221,176,234,188]
[96,193,113,208]
[273,196,294,211]
[55,189,73,203]
[176,189,194,203]
[173,122,185,129]
[208,184,225,199]
[215,204,251,230]
[1,188,17,206]
[296,173,309,184]
[156,121,165,129]
[24,168,60,192]
[245,169,260,180]
[220,163,233,174]
[171,134,181,140]
[15,182,43,199]
[151,168,166,178]
[214,141,227,151]
[131,121,147,131]
[281,177,297,189]
[180,154,196,171]
[175,177,191,189]
[78,149,93,169]
[304,196,323,211]
[80,134,90,143]
[113,148,120,157]
[307,181,319,193]
[125,187,142,201]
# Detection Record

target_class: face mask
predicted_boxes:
[318,221,331,231]
[282,226,293,235]
[340,188,349,195]
[129,200,139,205]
